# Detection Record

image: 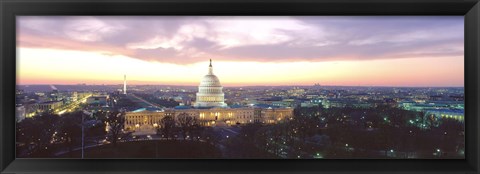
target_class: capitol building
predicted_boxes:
[125,60,293,135]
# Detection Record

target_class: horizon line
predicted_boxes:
[17,83,465,88]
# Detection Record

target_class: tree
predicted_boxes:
[93,110,108,121]
[57,111,83,156]
[105,111,125,146]
[292,112,317,143]
[37,112,60,156]
[177,113,195,140]
[17,117,42,156]
[87,120,107,139]
[254,127,270,152]
[437,119,464,153]
[240,123,263,143]
[189,119,203,141]
[376,124,395,157]
[202,127,221,146]
[114,97,139,110]
[159,116,176,140]
[16,112,60,157]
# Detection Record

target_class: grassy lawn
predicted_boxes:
[59,140,222,158]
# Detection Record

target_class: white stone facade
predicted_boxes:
[194,60,227,108]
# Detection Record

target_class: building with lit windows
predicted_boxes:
[125,107,293,135]
[86,95,108,106]
[425,109,464,123]
[125,59,294,135]
[35,101,63,112]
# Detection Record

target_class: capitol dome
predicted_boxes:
[194,59,227,108]
[200,74,221,87]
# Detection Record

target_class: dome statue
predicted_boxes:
[194,59,227,108]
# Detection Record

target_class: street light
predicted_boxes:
[436,148,442,157]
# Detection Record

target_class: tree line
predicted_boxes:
[253,105,465,158]
[16,110,125,157]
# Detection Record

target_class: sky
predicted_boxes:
[17,16,464,87]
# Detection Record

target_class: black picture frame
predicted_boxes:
[1,0,479,173]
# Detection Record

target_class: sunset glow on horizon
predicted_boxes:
[17,16,464,87]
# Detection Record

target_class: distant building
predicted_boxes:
[425,109,464,123]
[310,98,322,105]
[287,87,305,97]
[399,101,464,111]
[16,105,26,122]
[323,98,372,109]
[35,101,63,112]
[86,95,108,106]
[300,102,319,108]
[323,99,348,108]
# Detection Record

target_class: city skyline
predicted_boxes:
[17,16,464,87]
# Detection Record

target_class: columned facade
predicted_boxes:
[125,107,294,134]
[194,59,227,108]
[124,59,294,135]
